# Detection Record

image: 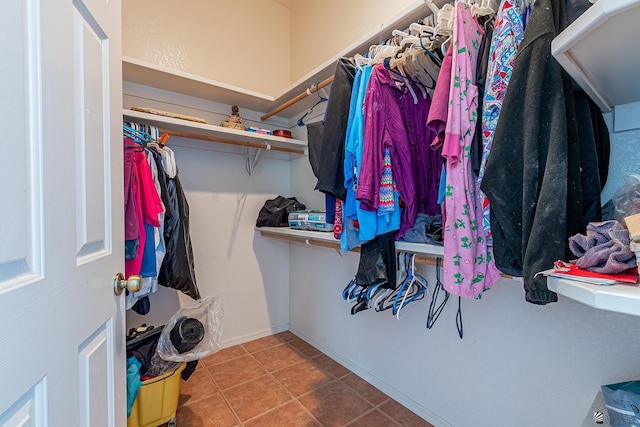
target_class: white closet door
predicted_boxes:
[0,0,125,425]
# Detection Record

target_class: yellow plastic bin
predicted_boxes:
[128,363,186,427]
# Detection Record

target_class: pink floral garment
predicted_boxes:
[441,2,500,298]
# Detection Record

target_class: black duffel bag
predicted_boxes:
[256,196,306,227]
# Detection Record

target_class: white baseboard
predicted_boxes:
[288,325,453,427]
[219,324,290,348]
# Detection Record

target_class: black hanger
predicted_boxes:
[456,296,463,339]
[426,258,449,329]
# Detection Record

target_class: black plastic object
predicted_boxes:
[255,196,306,227]
[169,317,204,354]
[126,326,164,376]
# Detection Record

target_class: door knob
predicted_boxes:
[113,273,142,296]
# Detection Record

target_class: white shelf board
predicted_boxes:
[256,226,445,257]
[122,0,434,120]
[123,57,277,112]
[123,109,307,159]
[547,276,640,317]
[552,0,640,112]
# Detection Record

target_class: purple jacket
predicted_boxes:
[357,64,440,237]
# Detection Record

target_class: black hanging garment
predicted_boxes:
[314,57,356,201]
[158,174,200,300]
[306,121,324,180]
[480,0,609,305]
[355,231,397,290]
[471,15,495,176]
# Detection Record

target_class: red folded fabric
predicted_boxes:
[552,260,638,284]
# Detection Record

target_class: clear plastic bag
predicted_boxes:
[157,296,223,362]
[612,174,640,223]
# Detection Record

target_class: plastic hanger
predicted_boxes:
[409,22,436,37]
[426,258,449,329]
[424,0,441,16]
[351,280,395,315]
[296,82,328,127]
[456,296,464,339]
[369,286,393,310]
[391,29,410,40]
[396,251,408,286]
[472,0,498,17]
[376,252,426,314]
[375,252,407,312]
[434,3,455,37]
[351,294,369,314]
[353,53,372,68]
[394,253,427,319]
[342,278,366,303]
[123,124,152,145]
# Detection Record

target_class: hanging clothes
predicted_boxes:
[470,15,495,177]
[427,44,454,151]
[124,139,163,279]
[480,0,609,304]
[440,2,500,299]
[158,147,200,301]
[341,64,401,251]
[127,145,169,311]
[477,0,529,245]
[314,57,357,201]
[356,63,439,238]
[397,70,441,219]
[123,127,201,308]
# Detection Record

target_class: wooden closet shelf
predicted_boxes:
[123,109,307,158]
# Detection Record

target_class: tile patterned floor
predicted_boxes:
[169,331,434,427]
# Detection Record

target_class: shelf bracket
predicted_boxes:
[244,143,272,175]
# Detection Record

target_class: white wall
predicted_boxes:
[124,86,293,346]
[601,113,640,203]
[289,249,640,426]
[287,117,640,426]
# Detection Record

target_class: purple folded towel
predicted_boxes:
[568,220,636,274]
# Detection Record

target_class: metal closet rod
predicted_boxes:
[260,76,334,121]
[158,128,306,155]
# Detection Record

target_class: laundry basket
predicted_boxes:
[127,362,186,427]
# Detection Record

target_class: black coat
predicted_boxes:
[480,0,609,304]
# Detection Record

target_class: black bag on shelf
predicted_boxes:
[256,196,306,227]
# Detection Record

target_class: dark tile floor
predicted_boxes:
[171,331,435,427]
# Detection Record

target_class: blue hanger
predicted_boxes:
[393,254,427,318]
[419,35,443,66]
[296,82,328,127]
[123,124,152,148]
